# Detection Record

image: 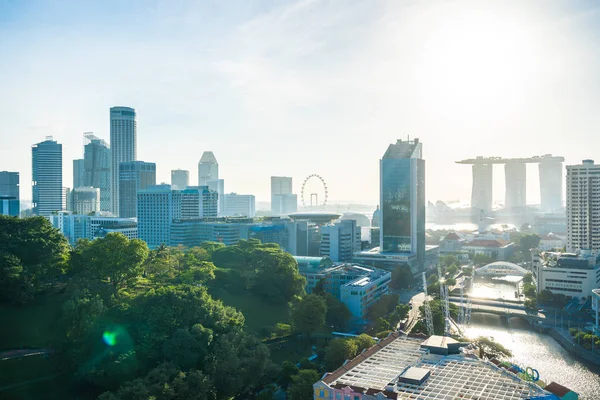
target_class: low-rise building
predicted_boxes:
[353,245,439,275]
[532,250,600,299]
[320,219,361,262]
[463,239,514,261]
[313,333,558,400]
[295,258,391,318]
[48,211,137,245]
[539,233,566,251]
[0,195,19,217]
[223,193,255,217]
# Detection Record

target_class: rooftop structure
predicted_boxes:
[456,154,564,213]
[314,333,554,400]
[288,211,342,226]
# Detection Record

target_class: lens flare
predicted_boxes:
[102,331,118,346]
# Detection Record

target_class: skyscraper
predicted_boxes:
[119,161,156,218]
[72,187,101,214]
[206,178,225,215]
[73,159,85,189]
[566,160,600,252]
[32,137,63,216]
[539,158,563,212]
[171,169,189,190]
[110,106,137,215]
[198,151,218,186]
[0,171,19,217]
[224,193,256,217]
[83,133,112,212]
[271,176,297,214]
[320,219,361,262]
[380,138,425,263]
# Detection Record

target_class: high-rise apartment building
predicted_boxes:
[83,133,111,212]
[110,106,137,215]
[171,169,189,190]
[206,179,225,215]
[198,151,218,186]
[0,172,19,216]
[566,160,600,252]
[137,185,218,248]
[72,187,101,214]
[118,161,156,218]
[271,176,297,214]
[73,159,85,189]
[224,193,256,217]
[32,137,63,216]
[380,138,425,262]
[320,219,361,262]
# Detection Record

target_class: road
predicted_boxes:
[0,348,52,361]
[396,290,425,332]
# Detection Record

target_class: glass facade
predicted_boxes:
[380,139,425,265]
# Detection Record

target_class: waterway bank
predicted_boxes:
[463,314,600,399]
[548,327,600,367]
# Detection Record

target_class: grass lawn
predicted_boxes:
[0,292,66,351]
[208,285,290,337]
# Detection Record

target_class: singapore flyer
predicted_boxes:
[301,174,328,208]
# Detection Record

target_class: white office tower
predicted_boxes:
[32,137,63,216]
[224,193,256,217]
[206,179,225,215]
[566,160,600,253]
[320,219,362,262]
[171,169,189,190]
[137,185,218,248]
[110,106,137,215]
[198,151,218,186]
[72,187,101,214]
[271,176,297,214]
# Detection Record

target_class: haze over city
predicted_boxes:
[2,0,600,204]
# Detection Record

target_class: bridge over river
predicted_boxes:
[448,296,547,321]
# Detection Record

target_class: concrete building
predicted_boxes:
[83,133,111,212]
[313,333,557,400]
[271,176,298,215]
[223,193,255,217]
[170,218,252,247]
[48,211,137,245]
[73,159,85,189]
[72,187,100,214]
[354,245,439,274]
[505,162,527,210]
[206,179,225,215]
[539,159,563,212]
[249,219,302,254]
[32,137,63,216]
[379,138,426,272]
[566,160,600,253]
[198,151,218,186]
[532,250,600,299]
[119,161,156,218]
[471,162,493,214]
[171,169,189,190]
[462,239,514,261]
[320,219,361,262]
[534,213,567,236]
[137,185,218,248]
[539,233,566,252]
[593,289,600,335]
[110,106,137,215]
[0,171,19,216]
[296,258,391,318]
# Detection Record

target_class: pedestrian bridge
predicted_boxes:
[475,261,527,277]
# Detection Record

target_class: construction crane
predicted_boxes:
[438,265,451,337]
[422,272,434,336]
[464,267,475,325]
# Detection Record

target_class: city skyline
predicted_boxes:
[2,1,600,204]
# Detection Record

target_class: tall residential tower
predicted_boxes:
[83,133,111,212]
[566,160,600,252]
[110,106,137,215]
[32,137,63,216]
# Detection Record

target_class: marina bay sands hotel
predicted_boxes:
[456,154,564,214]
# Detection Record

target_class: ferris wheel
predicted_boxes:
[301,174,328,208]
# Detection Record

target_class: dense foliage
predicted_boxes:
[0,216,70,303]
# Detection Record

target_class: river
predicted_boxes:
[462,276,600,399]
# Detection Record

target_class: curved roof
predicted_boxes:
[476,261,528,276]
[288,211,342,224]
[340,212,371,227]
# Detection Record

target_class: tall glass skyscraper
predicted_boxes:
[73,159,85,188]
[32,137,63,216]
[110,106,137,215]
[83,133,111,212]
[380,138,425,263]
[119,161,156,218]
[198,151,218,186]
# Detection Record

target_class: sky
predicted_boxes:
[1,0,600,205]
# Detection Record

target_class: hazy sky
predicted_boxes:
[1,0,600,205]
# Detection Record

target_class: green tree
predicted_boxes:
[353,334,376,353]
[472,254,494,266]
[441,255,458,268]
[427,273,439,284]
[538,289,554,305]
[445,277,457,286]
[73,233,149,293]
[288,370,320,400]
[446,264,459,277]
[522,272,533,285]
[0,215,70,303]
[162,324,213,370]
[325,338,358,371]
[323,293,352,331]
[474,336,512,359]
[291,294,327,339]
[277,361,299,389]
[518,234,541,256]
